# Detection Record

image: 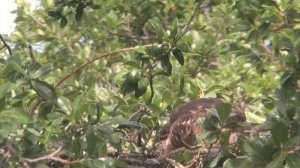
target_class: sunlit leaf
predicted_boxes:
[31,65,54,78]
[216,103,231,124]
[57,96,72,115]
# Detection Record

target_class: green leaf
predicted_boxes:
[170,18,178,40]
[31,65,53,78]
[176,43,188,52]
[72,138,82,157]
[75,3,84,22]
[120,73,139,95]
[216,103,232,124]
[182,149,193,162]
[271,121,288,145]
[86,128,99,155]
[220,129,231,151]
[38,103,53,119]
[161,54,172,76]
[282,136,300,150]
[60,16,68,28]
[87,2,101,9]
[138,78,149,89]
[242,141,270,166]
[30,79,57,104]
[135,78,149,98]
[48,10,62,20]
[223,157,252,168]
[286,152,300,168]
[266,153,284,168]
[72,94,85,121]
[172,48,184,65]
[0,108,29,124]
[26,128,41,137]
[7,61,26,76]
[135,87,147,98]
[205,85,223,94]
[88,102,102,124]
[108,133,121,152]
[86,127,107,156]
[57,96,72,115]
[0,82,15,99]
[210,152,223,167]
[149,19,163,34]
[148,19,165,42]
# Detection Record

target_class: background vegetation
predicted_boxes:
[0,0,300,167]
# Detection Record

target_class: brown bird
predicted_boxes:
[159,98,246,155]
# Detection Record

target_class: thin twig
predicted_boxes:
[201,134,220,168]
[0,34,12,55]
[28,44,35,63]
[164,158,185,168]
[174,132,202,150]
[258,40,275,61]
[54,44,153,88]
[21,147,71,164]
[181,2,202,34]
[147,74,154,105]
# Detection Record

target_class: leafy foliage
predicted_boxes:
[0,0,300,167]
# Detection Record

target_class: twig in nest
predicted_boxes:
[174,132,202,150]
[21,147,70,164]
[201,135,220,168]
[0,34,12,55]
[164,158,185,168]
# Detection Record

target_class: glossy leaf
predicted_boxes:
[31,65,53,78]
[216,103,232,124]
[48,10,62,20]
[57,96,72,115]
[170,18,178,40]
[266,153,284,168]
[161,54,172,76]
[75,3,84,22]
[30,79,57,104]
[172,47,184,65]
[271,121,288,145]
[223,157,252,168]
[60,16,68,28]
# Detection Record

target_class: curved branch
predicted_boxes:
[28,44,154,114]
[21,147,71,164]
[55,44,153,88]
[0,34,12,55]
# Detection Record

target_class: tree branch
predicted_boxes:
[54,44,153,88]
[0,34,12,55]
[258,40,275,61]
[28,44,154,114]
[28,44,35,63]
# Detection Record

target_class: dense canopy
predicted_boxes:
[0,0,300,167]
